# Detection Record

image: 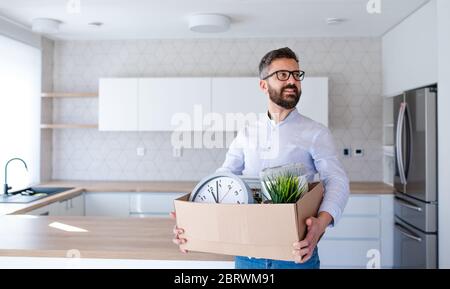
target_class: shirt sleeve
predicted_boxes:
[310,128,350,227]
[216,129,245,175]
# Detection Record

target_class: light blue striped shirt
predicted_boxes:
[217,109,350,226]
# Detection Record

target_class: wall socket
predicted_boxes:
[343,148,352,157]
[354,148,364,157]
[173,147,183,158]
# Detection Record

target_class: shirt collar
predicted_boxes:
[266,108,300,127]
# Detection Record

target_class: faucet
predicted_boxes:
[4,158,28,195]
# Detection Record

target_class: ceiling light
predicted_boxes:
[326,18,346,25]
[188,14,231,33]
[31,18,61,34]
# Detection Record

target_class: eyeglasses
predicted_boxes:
[262,70,305,81]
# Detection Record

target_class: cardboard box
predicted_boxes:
[174,182,324,261]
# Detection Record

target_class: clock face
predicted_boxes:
[190,173,253,204]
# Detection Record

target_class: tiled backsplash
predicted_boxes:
[42,37,382,181]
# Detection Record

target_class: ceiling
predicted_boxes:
[0,0,430,40]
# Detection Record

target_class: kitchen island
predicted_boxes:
[0,215,234,268]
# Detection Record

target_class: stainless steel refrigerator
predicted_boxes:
[393,85,438,269]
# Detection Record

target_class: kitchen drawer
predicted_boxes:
[129,192,186,215]
[394,193,437,233]
[343,195,381,216]
[85,192,130,217]
[319,240,380,268]
[324,217,380,239]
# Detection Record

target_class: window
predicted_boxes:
[0,35,41,191]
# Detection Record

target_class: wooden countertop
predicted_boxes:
[0,215,233,261]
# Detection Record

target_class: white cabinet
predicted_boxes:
[319,194,394,269]
[211,77,266,131]
[57,194,85,216]
[25,194,85,216]
[26,202,59,216]
[139,78,211,131]
[129,192,186,217]
[99,78,139,131]
[382,1,437,96]
[99,77,328,131]
[84,192,130,217]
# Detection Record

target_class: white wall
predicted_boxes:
[0,35,41,190]
[437,0,450,269]
[382,1,438,96]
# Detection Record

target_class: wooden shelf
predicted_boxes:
[41,92,98,98]
[41,124,98,129]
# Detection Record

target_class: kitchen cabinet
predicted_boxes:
[57,194,85,216]
[84,191,185,217]
[25,202,59,216]
[85,192,130,217]
[319,194,394,269]
[382,1,437,96]
[211,77,266,131]
[139,78,211,131]
[129,192,186,217]
[99,77,328,131]
[99,78,139,131]
[25,194,85,216]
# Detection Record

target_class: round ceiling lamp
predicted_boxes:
[31,18,62,34]
[188,14,231,33]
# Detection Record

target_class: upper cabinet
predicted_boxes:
[99,78,139,131]
[382,1,438,97]
[99,76,328,131]
[211,77,267,131]
[139,78,211,131]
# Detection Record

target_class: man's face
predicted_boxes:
[261,58,302,110]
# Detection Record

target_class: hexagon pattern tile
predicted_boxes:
[42,37,383,181]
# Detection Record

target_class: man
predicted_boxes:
[172,47,350,269]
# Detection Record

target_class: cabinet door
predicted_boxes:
[297,77,328,127]
[85,192,130,217]
[211,77,266,131]
[59,194,85,216]
[99,78,139,131]
[129,192,186,217]
[139,78,211,131]
[25,202,59,216]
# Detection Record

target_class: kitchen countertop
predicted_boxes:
[0,215,233,261]
[0,180,395,215]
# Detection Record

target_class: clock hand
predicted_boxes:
[216,181,220,203]
[219,187,232,203]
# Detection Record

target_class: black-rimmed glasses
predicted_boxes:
[262,70,305,81]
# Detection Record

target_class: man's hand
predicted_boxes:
[170,211,188,254]
[292,212,333,263]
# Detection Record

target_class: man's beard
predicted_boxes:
[268,84,301,109]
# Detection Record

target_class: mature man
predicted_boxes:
[173,47,350,269]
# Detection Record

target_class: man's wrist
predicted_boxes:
[317,211,333,232]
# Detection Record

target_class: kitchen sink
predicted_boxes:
[0,187,74,204]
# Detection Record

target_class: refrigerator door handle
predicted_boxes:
[405,103,414,180]
[396,102,407,184]
[395,223,422,242]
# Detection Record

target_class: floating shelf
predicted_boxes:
[41,92,98,98]
[41,124,98,129]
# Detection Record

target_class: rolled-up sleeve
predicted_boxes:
[311,128,350,226]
